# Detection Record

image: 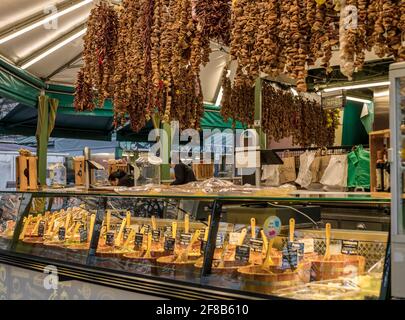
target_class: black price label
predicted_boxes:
[288,241,305,256]
[282,246,298,269]
[216,234,224,249]
[152,230,161,242]
[164,237,176,252]
[198,229,206,241]
[123,227,132,240]
[134,233,143,249]
[143,224,151,234]
[180,233,192,246]
[79,226,88,243]
[38,221,45,237]
[58,227,66,241]
[249,238,263,252]
[235,245,250,262]
[106,232,115,246]
[200,240,207,253]
[341,240,359,255]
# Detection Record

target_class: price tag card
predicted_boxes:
[143,224,151,234]
[79,226,88,243]
[58,227,66,241]
[282,246,298,270]
[180,233,192,246]
[341,240,359,255]
[134,233,143,249]
[229,232,241,245]
[152,230,161,242]
[288,242,305,255]
[235,245,250,262]
[164,226,172,238]
[123,227,132,240]
[106,231,115,246]
[216,234,224,249]
[249,238,264,252]
[198,229,206,241]
[200,240,207,254]
[297,238,315,254]
[330,241,342,255]
[164,237,176,252]
[38,221,45,237]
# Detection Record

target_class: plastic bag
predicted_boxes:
[295,151,316,188]
[262,165,280,186]
[347,145,370,189]
[279,156,296,183]
[320,154,348,188]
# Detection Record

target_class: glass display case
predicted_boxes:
[390,61,405,299]
[0,189,390,300]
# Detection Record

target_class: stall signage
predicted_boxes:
[216,234,224,249]
[229,232,241,245]
[297,238,315,253]
[235,245,250,262]
[282,246,298,269]
[79,226,88,243]
[38,221,45,237]
[341,240,359,255]
[180,233,192,246]
[58,227,66,241]
[134,233,143,248]
[164,237,176,252]
[263,216,282,239]
[152,230,161,242]
[249,239,264,252]
[106,232,115,246]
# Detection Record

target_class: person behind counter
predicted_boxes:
[170,152,197,186]
[108,170,134,187]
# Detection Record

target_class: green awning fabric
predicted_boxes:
[201,104,245,130]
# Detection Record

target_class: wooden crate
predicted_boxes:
[16,156,38,191]
[73,158,85,186]
[369,129,391,193]
[192,163,214,180]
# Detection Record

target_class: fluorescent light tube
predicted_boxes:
[323,81,390,92]
[0,0,92,45]
[346,96,372,104]
[215,87,224,106]
[21,28,87,69]
[374,90,389,98]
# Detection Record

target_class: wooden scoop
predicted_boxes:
[289,218,295,242]
[239,228,247,246]
[151,215,157,231]
[250,218,256,239]
[184,214,190,234]
[203,226,209,242]
[65,211,72,229]
[260,230,268,253]
[46,214,56,235]
[175,229,201,263]
[217,240,229,268]
[207,214,211,227]
[126,211,131,228]
[115,218,127,246]
[88,214,96,243]
[261,238,275,270]
[31,214,42,236]
[324,223,331,261]
[143,233,153,259]
[172,221,177,239]
[106,210,111,232]
[19,214,33,239]
[124,229,135,248]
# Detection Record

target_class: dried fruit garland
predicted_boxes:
[262,82,339,147]
[74,1,118,111]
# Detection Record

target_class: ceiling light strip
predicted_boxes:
[21,28,87,69]
[0,0,92,45]
[323,81,390,93]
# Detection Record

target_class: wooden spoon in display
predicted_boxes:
[239,228,247,246]
[261,238,275,270]
[250,218,256,239]
[324,223,331,261]
[172,221,177,239]
[289,218,295,243]
[260,230,268,253]
[176,230,201,263]
[143,233,153,259]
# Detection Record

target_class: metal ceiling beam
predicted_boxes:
[0,0,89,40]
[44,52,83,81]
[17,23,86,68]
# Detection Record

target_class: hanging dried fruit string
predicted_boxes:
[74,1,118,111]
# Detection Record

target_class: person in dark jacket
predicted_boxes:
[108,170,134,187]
[170,152,197,186]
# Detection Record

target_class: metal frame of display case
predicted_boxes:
[0,190,392,300]
[390,61,405,299]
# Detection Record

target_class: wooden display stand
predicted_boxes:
[369,129,392,197]
[73,157,85,186]
[16,156,38,191]
[192,163,214,180]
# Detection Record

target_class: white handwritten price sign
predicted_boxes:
[262,216,281,239]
